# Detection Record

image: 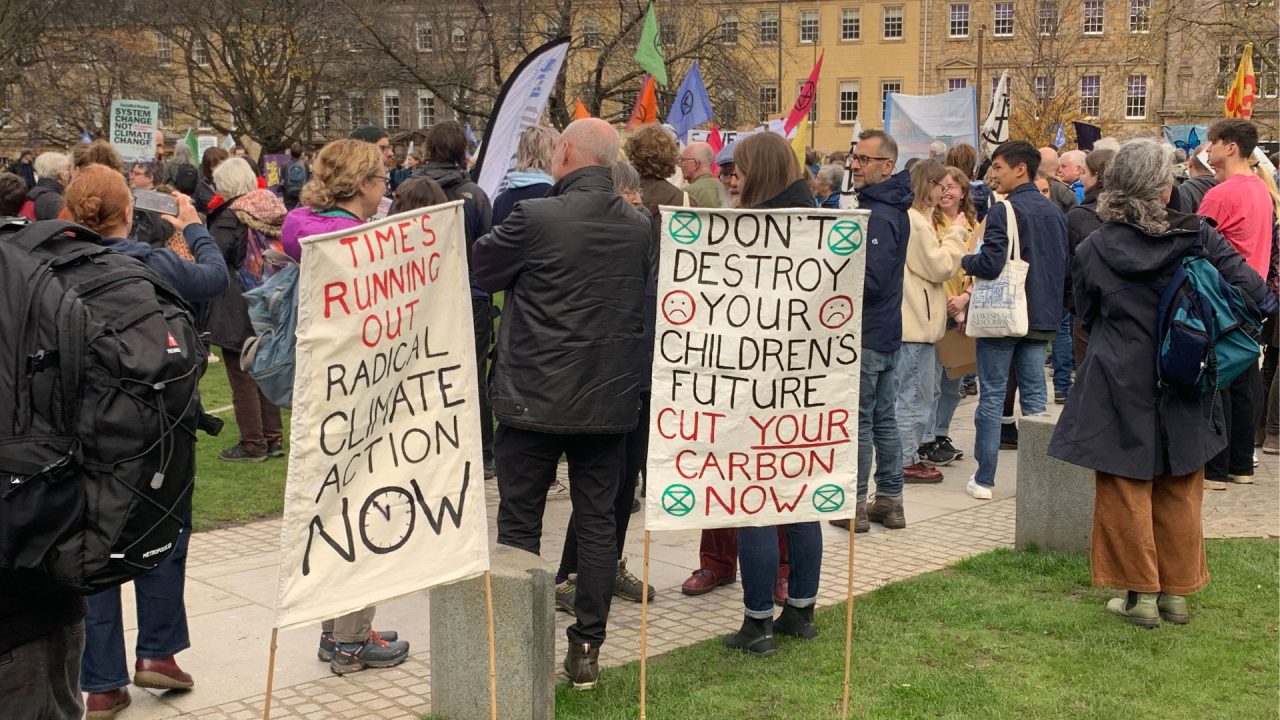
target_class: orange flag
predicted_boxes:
[626,75,659,131]
[573,98,591,120]
[1224,42,1256,119]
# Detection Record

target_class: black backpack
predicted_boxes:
[0,220,206,594]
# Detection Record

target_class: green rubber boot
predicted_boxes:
[1105,591,1161,628]
[1157,593,1189,624]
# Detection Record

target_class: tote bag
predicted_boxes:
[965,199,1029,338]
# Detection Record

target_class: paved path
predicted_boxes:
[107,395,1279,720]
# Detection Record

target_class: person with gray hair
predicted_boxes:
[492,125,560,226]
[678,141,720,208]
[28,151,70,220]
[1175,143,1217,213]
[611,160,643,207]
[474,117,651,690]
[1049,137,1274,628]
[1059,149,1087,203]
[812,163,844,208]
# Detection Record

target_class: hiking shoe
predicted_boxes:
[218,444,268,463]
[918,440,938,461]
[921,439,958,466]
[1054,391,1068,404]
[86,688,131,720]
[965,477,993,500]
[1157,593,1189,624]
[723,615,777,656]
[614,557,655,602]
[555,575,576,613]
[773,603,818,640]
[903,462,943,483]
[1105,591,1160,628]
[329,634,410,674]
[1228,474,1254,485]
[866,495,906,529]
[563,642,600,690]
[960,377,978,397]
[935,436,963,461]
[1204,479,1228,491]
[828,501,869,533]
[318,630,398,662]
[133,656,194,689]
[999,423,1019,450]
[267,440,285,458]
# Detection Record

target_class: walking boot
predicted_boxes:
[723,615,777,656]
[563,642,600,690]
[773,603,818,640]
[1105,591,1161,628]
[866,495,906,529]
[828,501,869,532]
[1157,593,1189,624]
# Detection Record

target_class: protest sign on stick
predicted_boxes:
[109,99,159,162]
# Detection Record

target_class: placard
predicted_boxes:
[109,99,159,162]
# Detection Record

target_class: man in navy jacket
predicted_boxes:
[960,140,1067,499]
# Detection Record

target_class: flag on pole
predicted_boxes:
[626,75,659,130]
[573,98,591,120]
[980,71,1010,158]
[407,140,415,158]
[184,129,200,163]
[666,61,713,142]
[221,134,236,151]
[1072,121,1102,151]
[1224,42,1256,119]
[784,51,824,136]
[791,118,810,170]
[841,117,863,209]
[1053,123,1066,149]
[635,2,667,86]
[708,125,723,178]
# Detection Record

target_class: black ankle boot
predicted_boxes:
[774,603,818,640]
[723,615,777,656]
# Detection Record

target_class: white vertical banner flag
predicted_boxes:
[274,201,490,630]
[981,71,1011,159]
[645,206,869,531]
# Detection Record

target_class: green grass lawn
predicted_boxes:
[549,540,1279,720]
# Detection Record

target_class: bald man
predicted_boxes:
[1038,146,1077,213]
[679,141,721,208]
[474,118,653,690]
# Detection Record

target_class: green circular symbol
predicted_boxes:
[661,484,696,516]
[668,212,703,245]
[812,484,846,513]
[826,221,863,256]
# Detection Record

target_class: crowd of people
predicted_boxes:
[2,109,1277,718]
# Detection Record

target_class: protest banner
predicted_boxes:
[885,87,978,165]
[1164,124,1208,153]
[197,135,218,159]
[109,99,159,162]
[644,206,868,532]
[272,200,490,631]
[689,129,738,146]
[261,153,290,193]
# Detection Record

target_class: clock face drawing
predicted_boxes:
[360,487,416,553]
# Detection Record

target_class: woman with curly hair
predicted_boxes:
[624,124,684,218]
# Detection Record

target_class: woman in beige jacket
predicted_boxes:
[895,160,969,482]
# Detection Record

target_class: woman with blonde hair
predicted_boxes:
[492,124,559,226]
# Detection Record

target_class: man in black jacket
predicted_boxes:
[474,118,651,691]
[1175,144,1218,214]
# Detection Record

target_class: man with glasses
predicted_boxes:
[829,129,913,533]
[350,125,396,177]
[679,141,721,208]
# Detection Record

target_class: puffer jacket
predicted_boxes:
[856,169,913,353]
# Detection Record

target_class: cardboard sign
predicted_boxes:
[274,201,490,630]
[109,99,159,162]
[196,135,218,160]
[645,206,869,531]
[688,129,738,146]
[261,153,290,192]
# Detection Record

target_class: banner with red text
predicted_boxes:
[645,206,869,531]
[274,201,490,630]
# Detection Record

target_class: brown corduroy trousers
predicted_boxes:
[1091,468,1210,596]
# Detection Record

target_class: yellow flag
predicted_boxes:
[1224,43,1256,119]
[792,119,810,170]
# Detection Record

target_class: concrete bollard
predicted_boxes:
[1016,415,1096,554]
[430,544,556,720]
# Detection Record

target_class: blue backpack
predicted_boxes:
[241,255,298,408]
[1156,239,1264,395]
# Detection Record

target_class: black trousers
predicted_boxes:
[473,298,495,466]
[1206,362,1262,480]
[0,621,84,720]
[495,424,625,647]
[560,393,650,576]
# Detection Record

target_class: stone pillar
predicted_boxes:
[1016,415,1095,554]
[430,544,556,720]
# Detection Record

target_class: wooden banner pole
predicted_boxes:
[261,627,279,720]
[639,530,652,720]
[483,570,499,720]
[840,527,857,720]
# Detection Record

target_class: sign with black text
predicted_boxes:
[109,99,158,162]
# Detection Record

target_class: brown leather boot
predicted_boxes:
[866,495,906,529]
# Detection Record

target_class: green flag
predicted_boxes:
[184,129,200,163]
[635,1,667,86]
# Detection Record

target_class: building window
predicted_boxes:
[947,78,969,91]
[383,90,401,130]
[797,81,817,123]
[1125,74,1147,118]
[418,91,436,129]
[992,75,1013,97]
[1079,75,1100,117]
[507,19,522,49]
[157,95,173,126]
[759,84,779,116]
[718,11,739,45]
[1034,75,1055,99]
[1128,0,1150,32]
[949,4,970,38]
[348,93,367,128]
[881,80,902,110]
[313,95,332,132]
[720,89,738,125]
[838,81,860,123]
[543,18,561,39]
[759,10,779,44]
[155,33,172,62]
[451,27,468,51]
[841,8,861,41]
[799,10,820,44]
[191,38,208,66]
[883,6,904,39]
[1037,0,1058,35]
[582,17,602,48]
[1082,0,1103,35]
[416,23,434,52]
[1261,40,1280,98]
[993,2,1014,36]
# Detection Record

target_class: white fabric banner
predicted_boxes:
[274,201,490,630]
[884,87,979,165]
[981,71,1011,159]
[645,206,868,531]
[109,99,159,162]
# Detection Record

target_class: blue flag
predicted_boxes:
[81,131,92,143]
[1053,122,1066,149]
[464,122,479,148]
[1163,124,1207,153]
[666,61,713,143]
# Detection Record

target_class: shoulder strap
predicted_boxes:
[11,220,101,252]
[1001,199,1020,261]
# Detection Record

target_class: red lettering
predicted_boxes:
[675,450,698,479]
[397,221,414,253]
[340,235,361,267]
[707,486,733,515]
[727,452,749,481]
[756,452,776,482]
[324,281,351,318]
[428,252,441,281]
[739,485,766,514]
[418,214,437,246]
[770,485,807,513]
[656,408,678,440]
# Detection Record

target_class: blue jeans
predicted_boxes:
[928,355,962,438]
[894,342,938,465]
[1051,309,1074,395]
[973,337,1049,487]
[81,518,191,693]
[738,523,822,618]
[858,348,904,502]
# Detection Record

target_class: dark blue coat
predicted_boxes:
[492,182,551,227]
[101,224,228,304]
[962,183,1067,333]
[857,170,913,354]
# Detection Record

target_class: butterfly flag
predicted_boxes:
[667,61,713,142]
[1224,43,1255,119]
[1072,121,1101,151]
[1053,123,1066,149]
[1163,125,1207,153]
[573,98,591,120]
[626,75,659,130]
[980,71,1010,158]
[784,51,824,136]
[184,129,200,163]
[707,125,723,178]
[635,2,667,86]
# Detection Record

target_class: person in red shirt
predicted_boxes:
[1197,118,1274,489]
